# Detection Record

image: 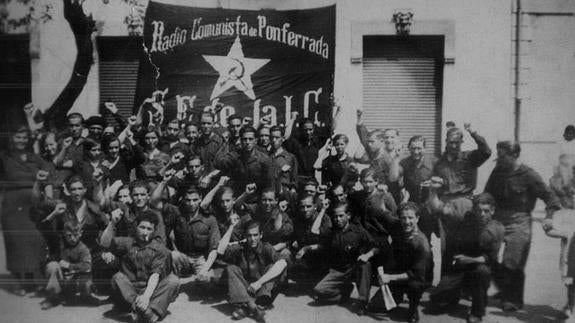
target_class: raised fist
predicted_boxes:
[36,170,49,182]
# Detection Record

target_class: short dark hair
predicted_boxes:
[360,167,384,183]
[240,126,256,138]
[301,118,314,127]
[332,202,351,214]
[67,113,84,123]
[408,135,426,148]
[135,210,159,229]
[496,141,521,158]
[473,192,496,208]
[130,180,150,194]
[367,129,385,141]
[384,128,399,136]
[446,127,463,140]
[398,202,420,215]
[269,125,284,137]
[200,112,214,121]
[228,114,242,124]
[333,133,349,144]
[244,220,261,233]
[63,221,82,234]
[184,186,202,197]
[65,175,85,190]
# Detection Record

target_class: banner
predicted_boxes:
[135,2,336,128]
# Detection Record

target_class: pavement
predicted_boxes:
[0,211,568,323]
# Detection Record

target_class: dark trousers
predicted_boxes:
[45,261,91,299]
[227,264,282,305]
[370,279,426,313]
[496,266,526,307]
[313,262,372,302]
[430,264,491,317]
[111,272,180,319]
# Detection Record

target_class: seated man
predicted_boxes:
[218,220,288,323]
[375,202,433,323]
[429,193,504,323]
[41,221,97,309]
[101,211,179,323]
[166,186,221,282]
[312,202,377,315]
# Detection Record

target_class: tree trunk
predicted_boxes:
[43,0,95,131]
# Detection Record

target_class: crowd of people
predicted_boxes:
[0,96,573,323]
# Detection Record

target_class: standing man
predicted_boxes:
[284,118,329,185]
[400,136,437,205]
[197,112,224,172]
[484,141,560,312]
[269,125,298,195]
[101,212,179,323]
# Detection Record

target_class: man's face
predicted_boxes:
[445,134,462,155]
[302,122,314,141]
[383,130,397,152]
[165,122,180,140]
[200,116,214,136]
[183,192,201,214]
[246,226,262,249]
[131,187,149,208]
[187,158,204,178]
[299,197,315,220]
[474,203,494,225]
[88,125,103,139]
[409,140,425,161]
[12,132,29,151]
[241,131,256,152]
[185,125,200,143]
[107,140,120,159]
[261,191,277,213]
[220,192,234,214]
[271,130,283,150]
[144,132,159,150]
[332,186,347,203]
[496,148,515,170]
[258,128,271,147]
[361,175,377,193]
[136,220,155,243]
[63,230,81,246]
[565,129,575,141]
[303,184,317,197]
[43,134,58,156]
[334,139,347,156]
[229,119,242,138]
[68,117,83,139]
[334,207,350,229]
[366,134,383,154]
[88,144,102,160]
[400,209,418,234]
[117,188,132,204]
[69,181,87,203]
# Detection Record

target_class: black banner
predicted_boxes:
[135,2,335,127]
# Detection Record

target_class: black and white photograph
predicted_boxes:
[0,0,574,322]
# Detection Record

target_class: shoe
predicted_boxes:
[40,298,60,310]
[251,307,266,323]
[353,301,368,316]
[408,310,419,323]
[142,308,158,323]
[12,287,27,297]
[231,306,248,320]
[502,301,519,312]
[467,314,482,323]
[80,294,101,307]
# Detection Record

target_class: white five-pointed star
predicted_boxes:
[203,37,270,100]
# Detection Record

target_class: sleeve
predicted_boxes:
[150,247,170,278]
[263,243,281,264]
[223,244,242,263]
[479,224,504,265]
[208,216,222,251]
[261,156,275,190]
[528,169,561,218]
[68,244,92,273]
[468,132,492,168]
[110,237,133,256]
[356,124,369,150]
[406,238,432,284]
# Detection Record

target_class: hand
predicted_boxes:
[542,218,554,232]
[453,255,475,266]
[163,168,176,182]
[357,253,372,263]
[291,241,299,250]
[378,273,391,285]
[134,295,150,311]
[376,183,388,193]
[247,281,262,295]
[104,102,119,114]
[171,152,185,164]
[245,183,257,195]
[400,188,410,204]
[229,213,240,226]
[217,176,230,187]
[290,111,299,121]
[54,203,67,215]
[23,103,34,116]
[242,117,252,126]
[318,185,327,194]
[279,200,288,212]
[62,137,73,149]
[295,246,308,259]
[58,260,70,270]
[281,165,291,172]
[127,115,138,127]
[259,115,272,125]
[356,109,363,122]
[174,169,186,180]
[464,123,473,133]
[36,170,49,182]
[320,198,330,211]
[93,168,104,182]
[110,208,123,224]
[199,176,212,189]
[101,252,116,265]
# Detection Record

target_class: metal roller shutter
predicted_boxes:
[362,36,443,155]
[97,37,142,126]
